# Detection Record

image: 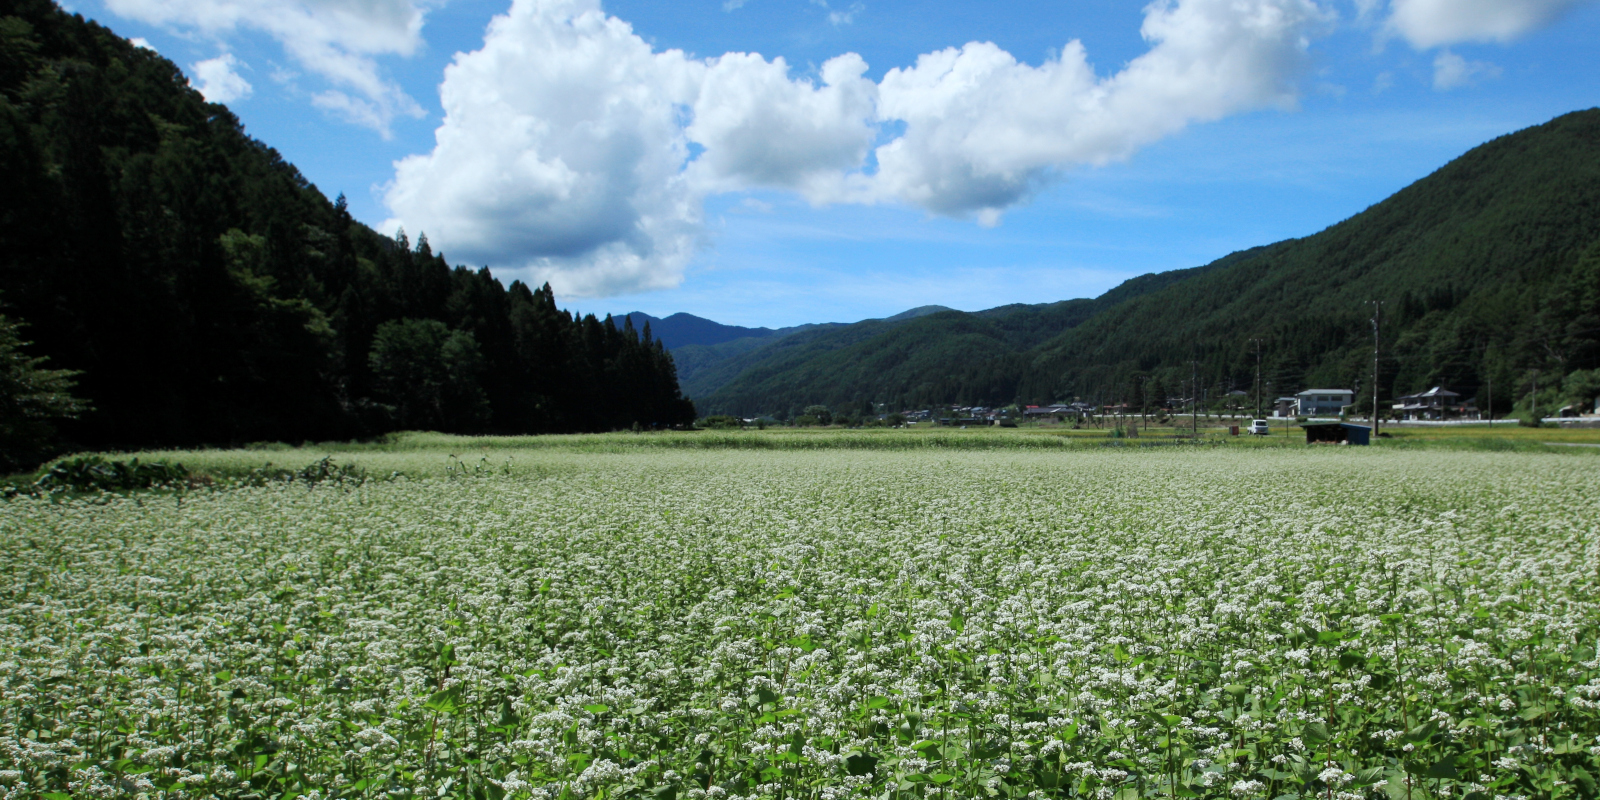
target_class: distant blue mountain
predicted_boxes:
[621,306,957,350]
[618,312,779,350]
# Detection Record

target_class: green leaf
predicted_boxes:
[1301,722,1331,746]
[929,774,955,785]
[845,753,879,776]
[424,686,464,714]
[583,703,610,715]
[1351,766,1386,787]
[1404,720,1437,742]
[652,785,677,800]
[42,794,72,800]
[949,612,965,633]
[1569,765,1598,797]
[1425,756,1458,780]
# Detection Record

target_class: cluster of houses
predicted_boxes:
[1272,386,1476,420]
[899,404,1096,425]
[882,384,1496,426]
[1022,402,1099,419]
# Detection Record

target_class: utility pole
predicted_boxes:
[1531,372,1538,425]
[1250,338,1263,420]
[1370,301,1383,436]
[1190,359,1199,438]
[1485,375,1492,427]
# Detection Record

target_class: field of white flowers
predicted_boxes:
[2,449,1598,800]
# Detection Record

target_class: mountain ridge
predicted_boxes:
[665,109,1600,418]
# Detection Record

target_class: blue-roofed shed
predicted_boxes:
[1303,422,1371,445]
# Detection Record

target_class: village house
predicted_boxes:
[1393,386,1465,420]
[1295,388,1355,417]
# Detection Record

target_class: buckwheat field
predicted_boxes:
[3,449,1598,800]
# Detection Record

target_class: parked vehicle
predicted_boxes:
[1247,419,1270,435]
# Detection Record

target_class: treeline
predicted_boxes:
[694,110,1600,419]
[0,0,692,467]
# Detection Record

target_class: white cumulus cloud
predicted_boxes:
[1384,0,1595,47]
[868,0,1328,221]
[685,51,877,201]
[102,0,427,135]
[1431,49,1501,89]
[385,0,704,297]
[192,53,253,102]
[386,0,1332,296]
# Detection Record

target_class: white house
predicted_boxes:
[1295,389,1355,416]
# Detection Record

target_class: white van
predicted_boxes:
[1247,419,1270,435]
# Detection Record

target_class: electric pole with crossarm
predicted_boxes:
[1370,301,1383,436]
[1250,338,1264,420]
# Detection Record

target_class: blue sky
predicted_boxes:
[82,0,1600,327]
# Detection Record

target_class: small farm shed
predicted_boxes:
[1303,422,1371,445]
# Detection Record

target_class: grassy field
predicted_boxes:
[3,444,1599,800]
[18,421,1596,482]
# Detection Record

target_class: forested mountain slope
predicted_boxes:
[696,110,1600,418]
[1021,108,1600,411]
[695,260,1220,416]
[0,0,692,465]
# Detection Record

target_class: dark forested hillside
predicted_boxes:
[694,261,1218,416]
[1022,109,1600,414]
[696,110,1600,419]
[0,0,692,465]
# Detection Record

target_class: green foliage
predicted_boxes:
[235,456,375,487]
[802,404,833,425]
[369,319,491,432]
[0,1,694,461]
[31,455,186,494]
[695,414,743,429]
[1562,368,1600,411]
[0,312,87,471]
